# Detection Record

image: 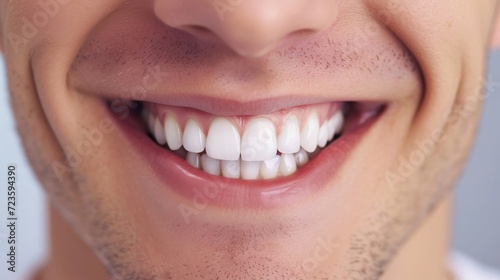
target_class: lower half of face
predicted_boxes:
[2,0,497,279]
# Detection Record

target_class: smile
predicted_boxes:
[142,102,346,179]
[113,98,384,208]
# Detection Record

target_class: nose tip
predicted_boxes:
[154,0,338,57]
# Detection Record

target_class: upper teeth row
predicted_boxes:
[144,109,344,162]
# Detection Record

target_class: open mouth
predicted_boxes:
[141,102,348,180]
[112,99,385,208]
[136,100,384,179]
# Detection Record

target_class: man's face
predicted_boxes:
[1,0,498,279]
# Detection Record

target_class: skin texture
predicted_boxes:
[1,0,500,279]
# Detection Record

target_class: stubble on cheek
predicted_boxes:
[7,67,85,220]
[345,99,481,280]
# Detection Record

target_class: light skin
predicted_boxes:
[1,0,500,279]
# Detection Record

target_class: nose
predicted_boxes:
[154,0,338,57]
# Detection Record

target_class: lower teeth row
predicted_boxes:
[163,134,341,180]
[184,147,315,180]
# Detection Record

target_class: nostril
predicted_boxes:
[269,29,322,50]
[154,0,338,58]
[178,25,218,41]
[290,29,316,36]
[183,25,212,35]
[189,25,211,33]
[287,28,324,42]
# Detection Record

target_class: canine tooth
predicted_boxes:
[300,113,319,153]
[183,119,206,153]
[241,161,260,180]
[186,152,201,169]
[201,154,221,175]
[260,155,280,179]
[206,118,241,161]
[165,115,183,150]
[241,118,277,161]
[153,118,167,145]
[336,111,344,134]
[327,111,344,141]
[294,149,309,167]
[278,116,301,154]
[326,116,336,141]
[317,122,328,148]
[221,160,240,179]
[279,154,297,176]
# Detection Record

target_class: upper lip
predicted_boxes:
[137,95,341,116]
[70,64,421,116]
[76,86,411,116]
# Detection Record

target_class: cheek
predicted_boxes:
[7,77,87,228]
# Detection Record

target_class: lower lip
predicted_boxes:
[113,106,380,209]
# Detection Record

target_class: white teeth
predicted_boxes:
[144,107,347,179]
[241,160,260,180]
[278,116,301,154]
[300,113,320,153]
[206,118,241,161]
[279,154,297,176]
[317,122,328,148]
[201,154,221,175]
[335,111,344,134]
[327,111,343,141]
[221,160,240,179]
[241,118,277,161]
[153,118,167,145]
[294,149,309,167]
[164,115,183,150]
[326,118,336,142]
[183,119,206,153]
[260,155,280,179]
[186,152,201,169]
